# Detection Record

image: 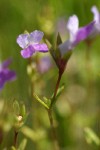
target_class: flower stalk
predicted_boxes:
[47,69,63,150]
[50,70,63,109]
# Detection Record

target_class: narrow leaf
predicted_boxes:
[51,84,64,100]
[84,127,100,146]
[18,138,27,150]
[13,100,20,115]
[11,146,16,150]
[33,93,49,109]
[20,104,26,118]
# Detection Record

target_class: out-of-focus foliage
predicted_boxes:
[0,0,100,150]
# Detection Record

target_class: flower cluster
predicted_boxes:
[16,6,100,75]
[17,6,100,76]
[16,6,100,58]
[0,58,16,90]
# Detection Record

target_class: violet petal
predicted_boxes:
[73,21,95,46]
[20,45,35,58]
[2,58,12,68]
[29,30,44,43]
[91,6,100,23]
[67,15,79,41]
[0,72,5,90]
[4,69,16,81]
[17,34,29,48]
[91,6,100,32]
[33,43,48,52]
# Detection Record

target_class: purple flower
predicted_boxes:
[0,58,16,90]
[58,15,95,56]
[89,6,100,37]
[37,56,52,74]
[17,30,49,58]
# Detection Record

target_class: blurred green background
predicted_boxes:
[0,0,100,150]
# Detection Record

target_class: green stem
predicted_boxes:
[47,109,60,150]
[47,70,63,150]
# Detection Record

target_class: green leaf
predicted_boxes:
[18,138,27,150]
[51,84,65,103]
[21,126,37,142]
[13,100,20,115]
[33,93,49,109]
[10,146,16,150]
[21,126,45,142]
[43,96,51,107]
[84,127,100,146]
[45,39,52,49]
[56,84,65,98]
[20,104,26,118]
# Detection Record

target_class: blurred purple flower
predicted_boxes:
[17,30,49,58]
[0,58,16,90]
[37,56,52,74]
[58,15,95,56]
[90,6,100,37]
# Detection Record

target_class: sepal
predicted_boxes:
[56,32,62,46]
[49,33,72,74]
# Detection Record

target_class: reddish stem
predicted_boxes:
[50,71,63,108]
